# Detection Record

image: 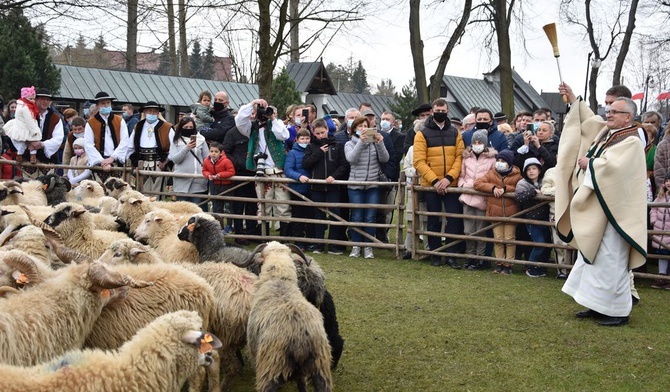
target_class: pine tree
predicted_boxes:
[0,9,60,99]
[376,79,396,97]
[389,80,418,134]
[157,44,170,75]
[351,60,370,94]
[92,34,110,68]
[202,40,215,80]
[271,68,302,119]
[189,39,202,78]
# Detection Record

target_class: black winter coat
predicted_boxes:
[302,136,350,191]
[222,126,254,176]
[513,135,559,172]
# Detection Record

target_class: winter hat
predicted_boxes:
[73,138,85,148]
[472,130,488,146]
[496,150,514,167]
[523,157,542,173]
[21,86,35,99]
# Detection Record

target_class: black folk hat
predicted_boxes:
[140,101,165,112]
[94,91,116,102]
[411,103,432,117]
[35,88,52,98]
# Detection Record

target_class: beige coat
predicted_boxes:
[554,100,647,269]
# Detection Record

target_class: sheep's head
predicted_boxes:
[73,180,104,200]
[44,203,90,229]
[0,181,23,203]
[104,177,130,198]
[37,174,71,194]
[177,214,220,244]
[98,238,161,266]
[150,311,222,367]
[135,209,176,243]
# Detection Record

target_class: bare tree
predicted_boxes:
[178,0,188,76]
[126,0,138,71]
[408,0,428,104]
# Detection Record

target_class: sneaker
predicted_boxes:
[501,264,513,275]
[526,268,546,278]
[475,260,491,270]
[222,226,233,235]
[493,263,504,274]
[651,279,669,289]
[349,246,361,258]
[556,272,568,280]
[328,249,344,255]
[464,260,478,270]
[364,247,374,259]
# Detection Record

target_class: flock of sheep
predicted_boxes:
[0,175,343,392]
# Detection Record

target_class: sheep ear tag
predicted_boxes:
[42,184,48,191]
[199,335,213,354]
[12,271,29,285]
[187,223,195,233]
[149,196,157,202]
[99,289,112,298]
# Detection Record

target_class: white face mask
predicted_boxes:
[295,117,302,126]
[471,144,484,154]
[495,162,509,172]
[380,120,391,131]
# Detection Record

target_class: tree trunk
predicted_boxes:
[126,0,138,72]
[494,0,514,116]
[428,0,471,100]
[409,0,429,104]
[167,0,178,76]
[612,0,639,86]
[178,0,189,77]
[257,0,273,99]
[289,0,299,62]
[589,66,599,112]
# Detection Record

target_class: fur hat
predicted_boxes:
[472,130,488,146]
[21,86,35,99]
[523,157,542,173]
[73,138,85,148]
[496,150,514,167]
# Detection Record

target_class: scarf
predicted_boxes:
[246,120,286,170]
[19,98,38,119]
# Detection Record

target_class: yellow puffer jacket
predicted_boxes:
[413,118,464,187]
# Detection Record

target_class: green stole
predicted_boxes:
[246,121,286,170]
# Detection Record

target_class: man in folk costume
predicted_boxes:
[11,88,64,178]
[83,91,130,182]
[555,83,647,327]
[234,98,291,236]
[126,101,172,195]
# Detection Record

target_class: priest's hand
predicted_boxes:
[558,83,577,105]
[578,157,590,170]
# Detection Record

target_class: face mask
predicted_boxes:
[146,114,158,124]
[72,132,84,139]
[380,120,391,131]
[475,122,490,130]
[181,127,195,137]
[347,119,354,128]
[433,112,449,123]
[83,109,89,117]
[213,102,225,112]
[298,143,308,148]
[355,130,361,137]
[99,106,112,116]
[495,162,509,172]
[122,112,129,119]
[472,144,485,154]
[74,148,84,157]
[295,117,303,126]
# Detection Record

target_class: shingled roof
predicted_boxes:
[286,62,337,95]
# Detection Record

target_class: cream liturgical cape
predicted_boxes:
[554,100,647,270]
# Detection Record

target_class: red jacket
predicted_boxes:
[1,151,20,179]
[202,153,235,185]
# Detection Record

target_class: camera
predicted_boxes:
[253,152,269,176]
[256,105,275,123]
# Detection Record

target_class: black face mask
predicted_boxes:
[181,127,196,137]
[213,102,225,112]
[433,112,449,124]
[475,122,491,130]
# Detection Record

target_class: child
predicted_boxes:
[541,167,570,279]
[3,86,41,163]
[202,142,235,232]
[515,157,551,278]
[284,129,313,249]
[190,91,214,131]
[0,136,21,179]
[650,175,670,289]
[458,129,497,270]
[67,138,92,186]
[474,149,522,274]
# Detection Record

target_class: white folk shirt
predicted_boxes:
[83,114,129,166]
[234,102,289,169]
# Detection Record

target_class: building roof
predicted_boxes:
[55,64,257,109]
[324,92,396,118]
[540,92,568,116]
[286,62,337,95]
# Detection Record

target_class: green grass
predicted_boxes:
[229,251,670,391]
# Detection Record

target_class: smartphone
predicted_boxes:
[363,127,377,142]
[525,123,536,135]
[189,135,197,143]
[302,108,310,118]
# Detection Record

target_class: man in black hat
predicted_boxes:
[126,101,172,194]
[403,103,433,154]
[494,112,508,126]
[12,88,64,176]
[83,91,129,180]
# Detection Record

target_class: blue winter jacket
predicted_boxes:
[285,143,310,194]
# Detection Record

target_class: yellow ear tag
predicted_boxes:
[42,184,48,190]
[100,289,111,298]
[16,273,29,285]
[199,334,214,354]
[187,223,195,232]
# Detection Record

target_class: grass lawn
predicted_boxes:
[229,250,670,391]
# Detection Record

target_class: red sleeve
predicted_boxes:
[219,157,236,179]
[202,158,214,178]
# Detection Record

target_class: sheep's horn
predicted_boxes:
[46,176,56,192]
[0,286,21,297]
[64,177,72,192]
[87,262,153,289]
[50,242,92,265]
[4,181,22,189]
[232,243,267,268]
[4,252,41,285]
[286,243,310,265]
[0,230,18,246]
[18,204,61,238]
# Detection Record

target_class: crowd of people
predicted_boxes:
[0,84,666,303]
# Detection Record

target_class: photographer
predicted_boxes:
[512,120,558,172]
[235,98,291,236]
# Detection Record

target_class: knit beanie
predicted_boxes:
[496,150,514,167]
[21,86,35,99]
[472,130,488,146]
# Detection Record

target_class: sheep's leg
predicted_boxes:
[206,350,221,392]
[297,378,308,392]
[311,373,332,392]
[0,224,17,246]
[187,367,206,392]
[258,377,285,392]
[219,349,243,391]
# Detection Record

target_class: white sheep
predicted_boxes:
[115,190,199,235]
[0,205,55,246]
[69,179,106,207]
[0,254,152,366]
[103,177,131,199]
[0,248,55,288]
[0,180,48,206]
[134,209,200,264]
[0,225,61,268]
[0,310,222,392]
[246,241,333,392]
[44,202,128,259]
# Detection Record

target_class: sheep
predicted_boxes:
[134,209,200,263]
[243,241,333,392]
[70,179,105,207]
[97,196,118,215]
[178,213,254,264]
[0,254,152,366]
[43,202,128,259]
[103,176,131,199]
[35,174,71,206]
[0,225,63,268]
[0,248,55,288]
[0,179,48,206]
[0,310,223,392]
[115,190,200,236]
[0,205,55,246]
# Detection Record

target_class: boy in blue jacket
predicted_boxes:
[284,129,313,248]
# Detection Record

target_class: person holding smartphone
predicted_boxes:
[168,117,210,209]
[512,120,559,172]
[286,105,310,151]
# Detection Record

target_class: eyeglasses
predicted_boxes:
[606,109,632,116]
